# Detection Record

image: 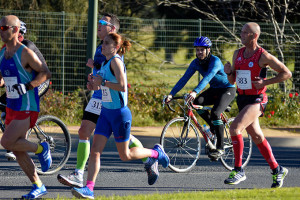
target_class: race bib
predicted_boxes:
[236,70,252,90]
[101,86,112,102]
[85,98,102,115]
[3,77,19,99]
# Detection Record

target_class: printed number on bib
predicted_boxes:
[101,86,112,102]
[3,77,19,99]
[236,70,252,90]
[85,98,102,115]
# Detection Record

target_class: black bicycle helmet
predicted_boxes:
[19,20,27,35]
[194,36,212,48]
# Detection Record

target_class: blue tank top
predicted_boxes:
[97,54,127,109]
[91,45,106,99]
[91,45,125,99]
[170,55,235,96]
[0,45,39,111]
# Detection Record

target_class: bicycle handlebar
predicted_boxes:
[163,94,204,112]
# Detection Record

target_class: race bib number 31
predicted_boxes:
[236,70,252,90]
[85,98,102,115]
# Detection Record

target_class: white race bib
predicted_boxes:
[85,98,102,115]
[236,70,252,90]
[101,86,112,102]
[3,77,19,99]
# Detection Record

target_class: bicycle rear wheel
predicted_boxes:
[220,117,253,171]
[160,117,201,173]
[27,115,71,175]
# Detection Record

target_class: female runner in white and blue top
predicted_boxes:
[70,33,170,199]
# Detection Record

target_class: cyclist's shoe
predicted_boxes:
[36,141,52,172]
[208,149,224,161]
[224,169,246,185]
[153,144,169,168]
[271,166,288,188]
[57,172,83,188]
[144,158,159,185]
[71,186,94,199]
[5,151,16,161]
[21,184,47,199]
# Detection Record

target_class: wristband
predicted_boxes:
[101,79,106,86]
[25,82,34,90]
[226,71,232,76]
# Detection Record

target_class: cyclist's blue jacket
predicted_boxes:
[92,44,106,99]
[97,54,127,109]
[170,55,235,96]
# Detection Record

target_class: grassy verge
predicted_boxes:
[54,187,300,200]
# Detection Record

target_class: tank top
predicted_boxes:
[235,47,267,95]
[97,54,127,109]
[0,45,39,111]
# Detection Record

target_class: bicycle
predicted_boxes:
[161,94,252,173]
[0,102,72,175]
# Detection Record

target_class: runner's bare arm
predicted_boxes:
[225,49,238,85]
[22,48,51,88]
[258,52,292,86]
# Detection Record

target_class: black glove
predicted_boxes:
[12,83,33,95]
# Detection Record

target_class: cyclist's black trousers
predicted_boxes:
[193,87,236,149]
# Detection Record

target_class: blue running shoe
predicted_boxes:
[153,144,169,168]
[21,184,47,199]
[144,157,159,185]
[36,141,52,172]
[224,169,246,185]
[271,166,288,188]
[71,186,94,199]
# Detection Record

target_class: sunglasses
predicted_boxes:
[98,20,115,28]
[0,25,16,31]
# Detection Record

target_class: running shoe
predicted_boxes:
[224,169,246,185]
[153,144,170,168]
[21,184,47,199]
[71,186,94,199]
[271,166,288,188]
[36,141,52,172]
[57,172,84,188]
[208,149,224,161]
[5,151,16,161]
[144,158,159,185]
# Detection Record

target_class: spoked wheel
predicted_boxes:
[220,117,253,171]
[27,115,71,175]
[160,117,201,173]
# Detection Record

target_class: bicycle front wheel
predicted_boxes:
[160,117,201,173]
[27,115,72,175]
[220,117,253,171]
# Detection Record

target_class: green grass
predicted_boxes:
[53,187,300,199]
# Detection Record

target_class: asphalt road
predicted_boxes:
[0,134,299,199]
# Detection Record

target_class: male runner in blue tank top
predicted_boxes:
[165,36,236,160]
[1,20,50,161]
[0,15,51,199]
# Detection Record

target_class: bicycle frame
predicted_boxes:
[165,95,217,150]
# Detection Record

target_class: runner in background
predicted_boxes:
[57,13,158,188]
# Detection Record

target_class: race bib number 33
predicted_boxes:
[236,70,252,90]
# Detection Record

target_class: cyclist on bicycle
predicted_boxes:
[0,19,50,161]
[165,36,236,160]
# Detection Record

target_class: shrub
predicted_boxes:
[40,88,83,125]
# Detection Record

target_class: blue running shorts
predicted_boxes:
[94,106,132,143]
